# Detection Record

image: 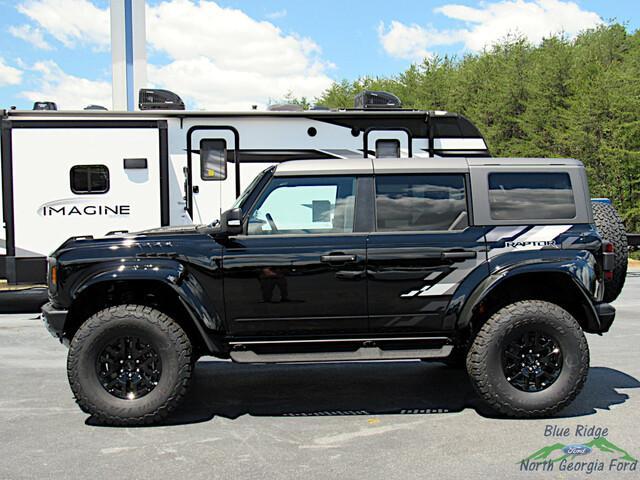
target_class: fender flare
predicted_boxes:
[71,259,225,354]
[453,258,602,333]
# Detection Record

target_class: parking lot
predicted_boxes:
[1,275,638,479]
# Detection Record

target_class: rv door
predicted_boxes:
[363,129,412,158]
[187,127,238,224]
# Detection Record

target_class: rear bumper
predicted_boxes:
[41,302,68,344]
[595,303,616,333]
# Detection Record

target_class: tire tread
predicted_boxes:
[67,304,192,426]
[466,300,589,418]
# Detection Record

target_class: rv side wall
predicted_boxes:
[11,127,163,257]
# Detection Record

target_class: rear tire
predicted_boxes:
[67,305,193,426]
[592,201,627,302]
[466,300,589,418]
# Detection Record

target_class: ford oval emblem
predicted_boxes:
[562,444,592,456]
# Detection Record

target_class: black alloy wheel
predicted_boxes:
[502,331,562,392]
[96,335,162,400]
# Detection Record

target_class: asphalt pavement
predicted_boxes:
[1,275,639,479]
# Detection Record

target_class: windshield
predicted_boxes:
[232,167,272,212]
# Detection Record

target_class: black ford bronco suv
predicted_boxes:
[42,157,623,425]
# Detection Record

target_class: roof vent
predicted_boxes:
[84,104,108,111]
[267,103,304,112]
[33,101,57,111]
[138,89,185,110]
[354,90,401,109]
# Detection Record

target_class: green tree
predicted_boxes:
[314,24,640,229]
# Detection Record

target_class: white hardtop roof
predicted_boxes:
[274,157,583,176]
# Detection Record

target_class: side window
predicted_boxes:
[488,172,576,220]
[375,174,468,232]
[200,139,227,180]
[248,176,356,235]
[70,165,109,194]
[376,139,400,158]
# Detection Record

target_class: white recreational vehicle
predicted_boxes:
[0,90,489,285]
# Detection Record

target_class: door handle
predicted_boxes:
[441,250,477,261]
[321,254,357,263]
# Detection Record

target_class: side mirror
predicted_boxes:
[219,207,243,236]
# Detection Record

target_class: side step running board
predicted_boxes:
[230,344,453,364]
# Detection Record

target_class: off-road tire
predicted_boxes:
[67,305,193,426]
[466,300,589,418]
[592,201,627,302]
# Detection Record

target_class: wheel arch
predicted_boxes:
[457,269,602,335]
[64,265,226,356]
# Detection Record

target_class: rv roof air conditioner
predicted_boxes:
[354,90,401,109]
[33,101,57,111]
[138,89,185,110]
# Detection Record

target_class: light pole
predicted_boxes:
[110,0,147,111]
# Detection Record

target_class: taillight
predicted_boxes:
[602,241,615,280]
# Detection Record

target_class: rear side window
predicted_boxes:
[488,172,576,220]
[375,174,468,232]
[200,139,227,180]
[70,165,109,194]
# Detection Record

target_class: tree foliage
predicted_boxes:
[313,25,640,230]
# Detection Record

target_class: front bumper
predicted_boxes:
[595,303,616,333]
[41,302,68,343]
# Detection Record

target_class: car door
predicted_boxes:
[366,171,488,333]
[222,174,368,336]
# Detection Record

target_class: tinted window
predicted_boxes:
[488,172,576,220]
[70,165,109,194]
[200,139,227,180]
[248,176,356,235]
[375,174,468,232]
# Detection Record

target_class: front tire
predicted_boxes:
[466,300,589,418]
[67,305,193,426]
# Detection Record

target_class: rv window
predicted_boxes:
[200,139,227,180]
[376,139,400,158]
[70,165,110,194]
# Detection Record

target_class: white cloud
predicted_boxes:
[21,60,111,109]
[17,0,109,49]
[0,58,23,86]
[266,9,287,20]
[379,0,602,60]
[8,24,52,50]
[149,57,331,110]
[15,0,333,109]
[377,21,462,61]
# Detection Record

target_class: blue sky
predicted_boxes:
[0,0,638,110]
